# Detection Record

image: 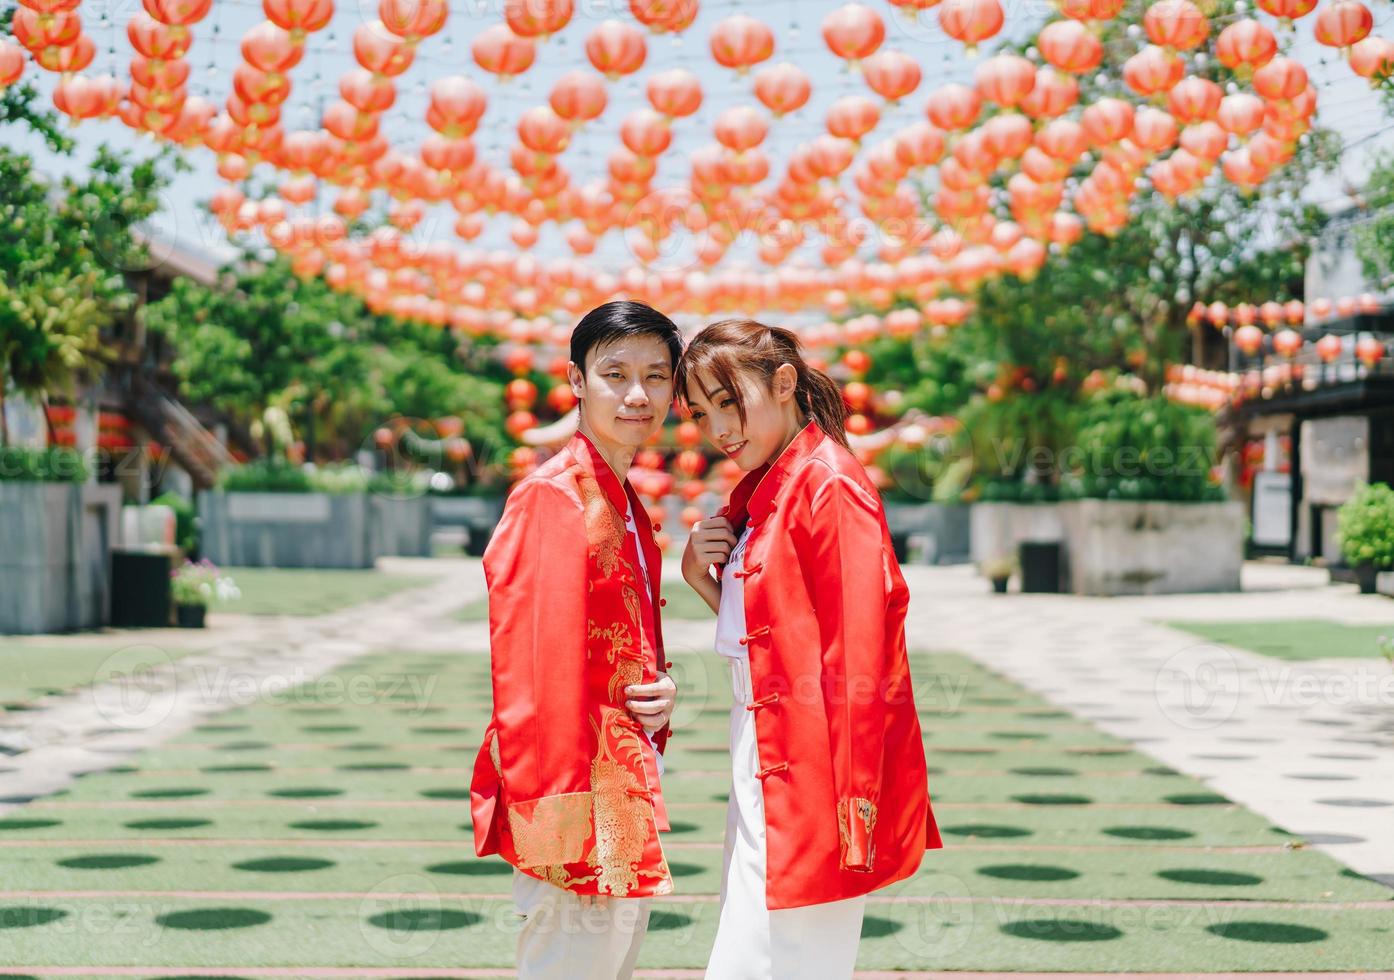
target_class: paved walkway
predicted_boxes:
[0,558,485,815]
[2,555,1391,976]
[894,561,1394,889]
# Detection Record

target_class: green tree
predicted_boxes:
[0,146,171,443]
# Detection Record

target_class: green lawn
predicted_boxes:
[0,639,199,711]
[212,567,439,616]
[0,643,1388,972]
[1165,618,1394,661]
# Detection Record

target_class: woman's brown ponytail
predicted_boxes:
[675,318,851,450]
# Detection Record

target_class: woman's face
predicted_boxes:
[684,364,798,471]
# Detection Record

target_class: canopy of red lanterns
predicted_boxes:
[1,0,1379,336]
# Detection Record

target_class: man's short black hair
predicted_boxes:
[570,301,682,373]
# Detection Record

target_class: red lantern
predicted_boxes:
[1252,56,1308,102]
[620,108,672,157]
[938,0,1004,53]
[264,0,333,37]
[845,413,873,435]
[1132,107,1178,152]
[843,380,872,411]
[429,76,487,136]
[506,377,539,409]
[1272,328,1303,357]
[1038,19,1103,74]
[754,62,810,116]
[1080,98,1134,146]
[0,41,25,87]
[242,20,302,74]
[355,20,414,75]
[471,23,535,79]
[826,95,880,142]
[974,53,1036,108]
[505,410,539,439]
[1256,0,1317,19]
[710,14,775,73]
[503,347,535,375]
[379,0,448,42]
[1350,36,1394,82]
[1234,324,1264,355]
[518,105,571,155]
[821,3,885,63]
[926,82,981,131]
[1357,336,1385,366]
[646,68,702,118]
[630,0,698,34]
[1315,334,1343,362]
[714,105,768,151]
[674,449,707,478]
[1167,75,1222,124]
[1217,93,1265,136]
[547,383,578,414]
[1123,44,1184,97]
[862,49,921,102]
[504,0,572,39]
[1215,18,1277,75]
[1315,0,1372,49]
[586,19,646,78]
[1143,0,1210,51]
[842,349,872,375]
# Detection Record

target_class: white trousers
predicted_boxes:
[511,869,651,979]
[705,656,866,980]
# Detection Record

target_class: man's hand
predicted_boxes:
[624,673,677,733]
[682,516,736,585]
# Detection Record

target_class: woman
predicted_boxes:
[677,319,943,979]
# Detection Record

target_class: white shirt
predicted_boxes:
[715,525,755,661]
[624,500,663,775]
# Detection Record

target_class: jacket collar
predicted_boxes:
[569,428,633,517]
[722,418,825,528]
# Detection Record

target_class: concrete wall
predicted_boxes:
[969,502,1065,565]
[884,503,972,564]
[199,491,373,568]
[1058,499,1244,595]
[0,482,121,633]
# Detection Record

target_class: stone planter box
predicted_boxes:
[969,502,1065,565]
[369,495,433,558]
[1058,499,1244,596]
[883,502,971,565]
[198,490,372,568]
[430,495,505,557]
[0,481,122,634]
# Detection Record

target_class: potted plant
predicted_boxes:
[170,558,240,627]
[980,554,1018,594]
[1335,482,1394,594]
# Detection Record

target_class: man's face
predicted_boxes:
[569,334,675,452]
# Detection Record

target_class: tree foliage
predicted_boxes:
[143,253,506,464]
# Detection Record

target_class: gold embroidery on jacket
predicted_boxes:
[488,728,502,778]
[508,792,592,868]
[586,709,655,896]
[580,474,624,578]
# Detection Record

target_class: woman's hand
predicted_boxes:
[682,516,736,583]
[625,673,677,733]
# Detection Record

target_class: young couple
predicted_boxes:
[471,301,943,979]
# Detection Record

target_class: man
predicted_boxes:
[471,301,683,979]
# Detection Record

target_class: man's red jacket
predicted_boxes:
[470,429,674,898]
[715,419,944,909]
